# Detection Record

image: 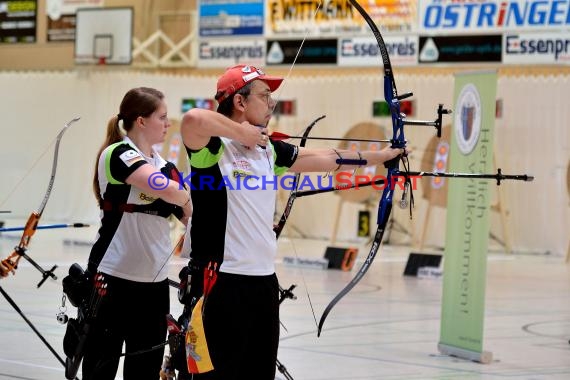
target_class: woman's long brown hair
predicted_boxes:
[92,87,164,205]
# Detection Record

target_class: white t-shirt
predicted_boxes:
[187,136,298,276]
[90,137,177,282]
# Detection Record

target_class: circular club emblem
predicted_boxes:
[454,84,481,155]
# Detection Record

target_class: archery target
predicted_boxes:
[160,119,189,172]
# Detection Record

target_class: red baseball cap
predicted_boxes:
[215,65,283,103]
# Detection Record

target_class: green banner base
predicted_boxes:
[438,343,493,364]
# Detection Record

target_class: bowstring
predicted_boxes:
[0,133,62,211]
[270,0,324,332]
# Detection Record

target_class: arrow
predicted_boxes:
[295,177,387,198]
[0,223,90,233]
[270,131,396,144]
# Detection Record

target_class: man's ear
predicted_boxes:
[234,94,246,110]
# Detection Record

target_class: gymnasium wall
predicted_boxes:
[0,70,568,257]
[0,1,568,256]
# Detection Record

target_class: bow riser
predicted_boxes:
[377,187,394,227]
[1,212,41,272]
[18,212,40,250]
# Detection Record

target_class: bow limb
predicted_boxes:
[1,117,80,286]
[317,0,405,336]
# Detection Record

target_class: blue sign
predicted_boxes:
[419,0,570,33]
[199,0,264,37]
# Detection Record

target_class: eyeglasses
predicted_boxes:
[249,92,274,106]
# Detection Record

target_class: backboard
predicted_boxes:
[75,7,133,65]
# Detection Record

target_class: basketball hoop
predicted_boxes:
[74,8,133,65]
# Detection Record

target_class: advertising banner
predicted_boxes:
[0,0,37,43]
[46,0,103,42]
[266,0,416,38]
[199,0,264,37]
[338,35,418,67]
[198,38,266,67]
[503,32,570,64]
[266,38,337,65]
[419,35,502,63]
[419,0,570,34]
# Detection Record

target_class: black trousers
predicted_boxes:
[82,274,169,380]
[193,272,280,380]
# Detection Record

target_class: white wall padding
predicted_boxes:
[0,70,567,256]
